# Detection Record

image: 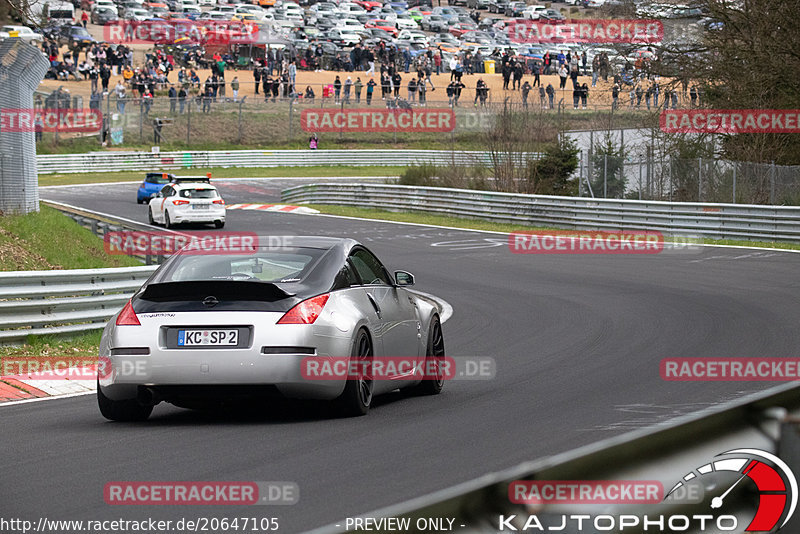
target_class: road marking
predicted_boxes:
[227,203,320,214]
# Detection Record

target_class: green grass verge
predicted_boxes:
[306,204,800,251]
[39,166,405,187]
[0,331,102,360]
[0,205,142,270]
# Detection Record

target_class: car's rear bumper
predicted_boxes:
[100,351,348,401]
[170,207,226,223]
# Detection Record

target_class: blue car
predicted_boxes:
[137,173,176,204]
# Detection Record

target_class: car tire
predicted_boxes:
[214,220,224,228]
[335,328,374,417]
[97,382,153,421]
[409,316,445,395]
[164,211,172,229]
[148,207,155,225]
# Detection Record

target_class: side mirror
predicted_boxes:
[394,270,415,286]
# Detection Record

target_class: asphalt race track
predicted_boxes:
[2,178,798,532]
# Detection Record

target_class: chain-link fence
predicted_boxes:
[576,155,800,205]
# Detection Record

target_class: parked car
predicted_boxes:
[467,0,490,8]
[488,0,510,14]
[92,6,120,23]
[0,25,44,43]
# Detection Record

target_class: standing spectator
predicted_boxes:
[142,88,153,115]
[690,85,698,107]
[453,79,464,106]
[344,76,352,104]
[81,10,88,28]
[88,63,99,94]
[502,61,511,90]
[382,73,392,100]
[366,77,376,105]
[203,84,212,113]
[354,77,362,103]
[446,81,455,106]
[671,90,678,109]
[168,85,177,113]
[539,85,546,109]
[513,60,523,90]
[572,83,580,109]
[253,65,261,95]
[434,52,442,75]
[231,76,239,102]
[288,60,297,92]
[403,47,412,73]
[449,57,458,81]
[653,82,660,108]
[612,83,619,111]
[178,86,187,114]
[521,80,531,109]
[333,75,342,103]
[645,84,653,110]
[546,83,555,109]
[558,64,568,89]
[635,84,643,108]
[114,81,126,113]
[408,77,417,102]
[262,75,271,102]
[580,83,588,109]
[392,72,401,97]
[366,50,375,75]
[418,77,427,105]
[100,64,111,92]
[531,61,540,87]
[591,55,600,87]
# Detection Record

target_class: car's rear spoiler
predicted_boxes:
[172,173,212,184]
[139,280,295,302]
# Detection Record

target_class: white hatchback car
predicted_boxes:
[148,178,226,228]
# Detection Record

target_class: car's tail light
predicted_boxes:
[277,294,330,325]
[172,199,189,205]
[116,300,140,326]
[213,199,225,204]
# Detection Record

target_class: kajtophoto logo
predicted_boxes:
[498,449,796,531]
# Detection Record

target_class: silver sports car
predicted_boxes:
[98,236,445,420]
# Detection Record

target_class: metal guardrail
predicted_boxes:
[36,150,501,175]
[312,383,800,534]
[0,265,157,344]
[281,183,800,242]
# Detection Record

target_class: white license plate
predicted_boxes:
[193,204,210,210]
[178,329,238,346]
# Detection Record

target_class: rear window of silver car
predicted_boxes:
[157,249,326,283]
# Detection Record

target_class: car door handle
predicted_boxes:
[366,293,382,318]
